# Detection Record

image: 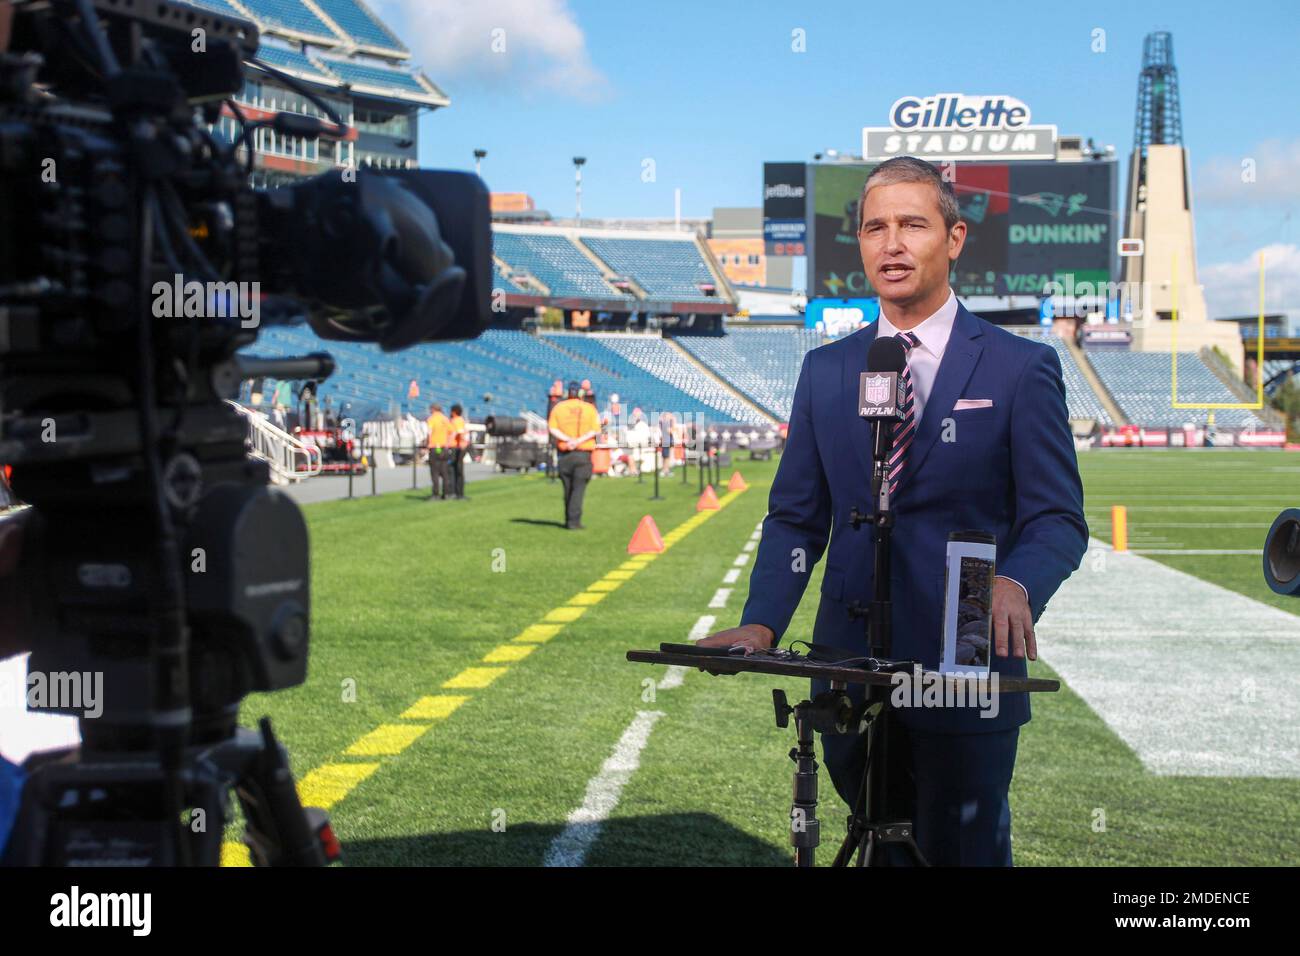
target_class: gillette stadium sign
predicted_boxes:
[863,94,1057,162]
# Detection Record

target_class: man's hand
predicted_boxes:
[695,623,775,654]
[992,577,1036,661]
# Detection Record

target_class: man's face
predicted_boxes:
[858,180,966,308]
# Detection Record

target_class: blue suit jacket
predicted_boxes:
[740,302,1088,734]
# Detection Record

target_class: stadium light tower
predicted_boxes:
[474,148,487,176]
[573,156,586,225]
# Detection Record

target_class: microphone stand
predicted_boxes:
[834,411,928,866]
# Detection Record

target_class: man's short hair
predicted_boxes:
[859,156,960,232]
[430,402,442,412]
[450,403,463,416]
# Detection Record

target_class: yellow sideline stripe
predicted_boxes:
[221,487,747,864]
[345,724,431,757]
[402,694,470,720]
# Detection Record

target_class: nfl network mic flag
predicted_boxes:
[859,371,903,418]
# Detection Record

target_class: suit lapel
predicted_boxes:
[898,303,984,489]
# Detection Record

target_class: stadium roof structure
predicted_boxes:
[183,0,448,106]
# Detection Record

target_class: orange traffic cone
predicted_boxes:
[727,471,748,492]
[697,485,721,511]
[627,514,665,553]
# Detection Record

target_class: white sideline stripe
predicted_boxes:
[1121,523,1273,529]
[659,616,718,690]
[1040,538,1300,777]
[658,666,687,690]
[1086,505,1283,512]
[708,588,732,608]
[742,540,757,552]
[543,710,665,867]
[687,615,717,642]
[723,568,741,584]
[1131,549,1260,555]
[750,531,762,540]
[755,522,764,530]
[733,553,750,566]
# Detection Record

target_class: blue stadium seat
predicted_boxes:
[242,327,761,425]
[580,237,719,301]
[1011,328,1113,425]
[239,0,335,39]
[252,43,337,82]
[315,56,428,93]
[1086,349,1271,428]
[674,327,821,419]
[312,0,406,51]
[493,233,632,301]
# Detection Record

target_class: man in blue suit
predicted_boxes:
[699,156,1088,865]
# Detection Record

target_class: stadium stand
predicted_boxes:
[242,327,767,425]
[242,0,336,40]
[492,233,633,301]
[1263,359,1297,382]
[250,42,339,82]
[1012,329,1114,425]
[311,0,407,52]
[579,237,720,302]
[554,333,770,424]
[674,327,821,419]
[492,265,525,294]
[1086,350,1272,428]
[314,55,431,95]
[185,0,246,16]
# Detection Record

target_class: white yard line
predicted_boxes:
[1130,548,1260,555]
[543,710,665,867]
[659,615,719,689]
[1040,539,1300,777]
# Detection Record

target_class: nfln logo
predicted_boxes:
[860,372,898,417]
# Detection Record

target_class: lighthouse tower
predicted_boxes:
[1122,32,1242,371]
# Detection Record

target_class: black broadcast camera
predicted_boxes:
[0,0,490,864]
[1264,510,1300,598]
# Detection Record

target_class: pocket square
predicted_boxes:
[953,399,993,411]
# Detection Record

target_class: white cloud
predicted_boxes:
[1202,242,1300,325]
[370,0,610,102]
[1196,139,1300,206]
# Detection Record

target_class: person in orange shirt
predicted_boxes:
[547,380,601,529]
[449,403,470,500]
[426,402,452,500]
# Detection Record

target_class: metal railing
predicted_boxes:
[226,402,323,483]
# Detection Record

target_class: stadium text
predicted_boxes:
[889,94,1032,131]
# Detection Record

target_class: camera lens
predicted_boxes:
[1263,509,1300,596]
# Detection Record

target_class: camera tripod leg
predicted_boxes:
[235,718,337,867]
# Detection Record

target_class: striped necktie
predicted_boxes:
[886,331,922,496]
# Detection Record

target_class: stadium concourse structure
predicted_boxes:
[191,0,448,183]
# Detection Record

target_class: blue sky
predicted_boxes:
[374,0,1299,316]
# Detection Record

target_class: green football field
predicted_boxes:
[225,449,1300,866]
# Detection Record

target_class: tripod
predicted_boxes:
[3,717,335,866]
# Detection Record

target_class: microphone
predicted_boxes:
[861,336,907,466]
